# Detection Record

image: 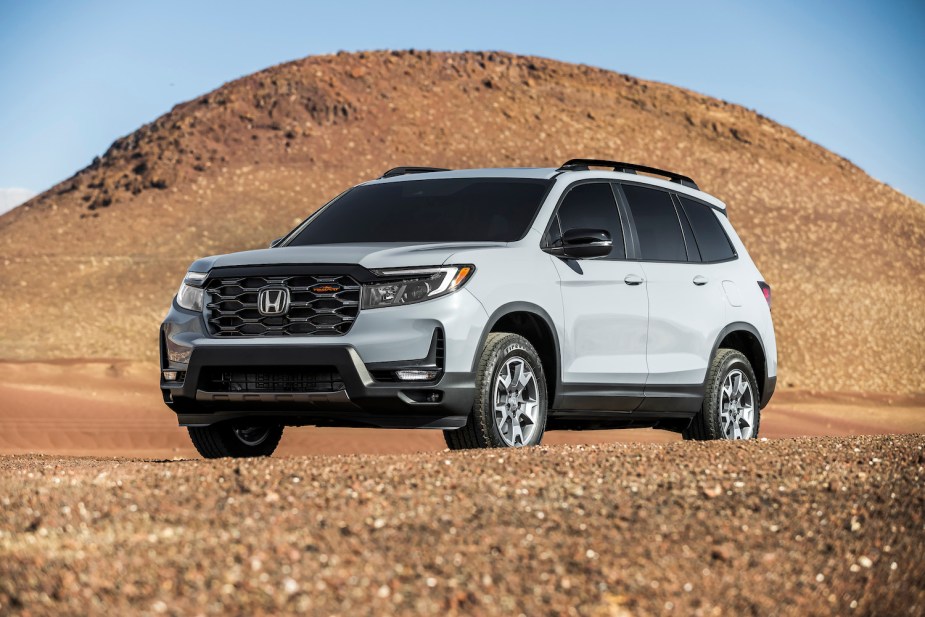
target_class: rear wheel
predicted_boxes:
[684,349,760,441]
[444,332,548,450]
[188,422,284,458]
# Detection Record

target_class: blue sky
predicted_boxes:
[1,0,923,208]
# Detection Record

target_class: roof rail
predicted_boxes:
[380,166,451,179]
[558,159,698,190]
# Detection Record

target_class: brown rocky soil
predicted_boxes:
[1,434,922,616]
[0,50,922,393]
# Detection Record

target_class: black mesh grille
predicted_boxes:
[205,274,360,336]
[199,367,345,393]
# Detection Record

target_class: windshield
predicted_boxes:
[286,178,551,245]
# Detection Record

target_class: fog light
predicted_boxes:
[163,371,178,381]
[402,390,444,403]
[395,369,439,381]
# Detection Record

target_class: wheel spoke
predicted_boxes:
[518,368,532,391]
[721,411,732,438]
[510,418,523,445]
[499,368,512,390]
[510,361,523,392]
[521,402,538,424]
[732,421,743,439]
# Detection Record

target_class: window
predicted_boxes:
[287,178,551,245]
[678,197,736,262]
[622,184,688,262]
[552,183,625,259]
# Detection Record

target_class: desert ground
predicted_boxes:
[1,433,922,616]
[1,362,923,615]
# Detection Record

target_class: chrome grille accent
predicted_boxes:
[206,275,360,336]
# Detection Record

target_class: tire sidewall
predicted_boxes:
[480,338,548,447]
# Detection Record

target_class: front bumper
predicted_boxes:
[161,342,475,428]
[160,287,488,429]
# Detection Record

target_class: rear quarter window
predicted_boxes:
[678,197,736,262]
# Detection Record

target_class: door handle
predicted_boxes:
[624,274,645,286]
[692,275,709,286]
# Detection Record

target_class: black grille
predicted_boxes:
[199,367,345,393]
[206,275,360,336]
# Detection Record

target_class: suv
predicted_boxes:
[160,159,777,458]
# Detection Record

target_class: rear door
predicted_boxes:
[547,181,649,409]
[617,183,725,393]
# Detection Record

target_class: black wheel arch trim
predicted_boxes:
[474,301,563,400]
[708,321,775,408]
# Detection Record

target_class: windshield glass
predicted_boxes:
[286,178,551,245]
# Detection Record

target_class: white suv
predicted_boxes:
[160,160,777,457]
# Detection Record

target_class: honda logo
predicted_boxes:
[257,287,290,316]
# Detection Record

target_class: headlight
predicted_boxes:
[175,271,207,312]
[361,265,474,309]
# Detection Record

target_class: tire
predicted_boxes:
[684,349,761,441]
[187,422,284,458]
[444,332,548,450]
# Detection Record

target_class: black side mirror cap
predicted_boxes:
[269,237,284,248]
[543,228,612,259]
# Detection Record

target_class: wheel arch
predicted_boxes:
[476,302,561,403]
[710,322,773,408]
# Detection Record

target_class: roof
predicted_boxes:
[365,166,726,210]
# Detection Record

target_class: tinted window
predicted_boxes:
[679,197,736,262]
[622,184,687,262]
[553,183,625,259]
[288,178,550,244]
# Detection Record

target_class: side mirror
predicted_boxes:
[269,237,284,248]
[543,228,612,259]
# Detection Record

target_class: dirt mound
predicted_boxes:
[1,50,923,392]
[1,435,922,615]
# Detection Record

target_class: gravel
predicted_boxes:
[1,434,923,616]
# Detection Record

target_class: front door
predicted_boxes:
[548,182,649,410]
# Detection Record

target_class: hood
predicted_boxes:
[188,242,506,272]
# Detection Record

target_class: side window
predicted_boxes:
[678,197,737,262]
[553,183,625,259]
[622,184,688,262]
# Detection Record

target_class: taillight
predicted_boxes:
[758,281,771,308]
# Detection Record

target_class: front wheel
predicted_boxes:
[188,422,284,458]
[684,349,760,441]
[444,332,548,450]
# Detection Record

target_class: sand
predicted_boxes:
[1,361,922,458]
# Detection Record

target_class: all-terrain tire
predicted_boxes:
[188,423,284,458]
[683,349,761,441]
[444,332,548,450]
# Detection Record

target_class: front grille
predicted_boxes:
[199,366,345,392]
[206,275,360,336]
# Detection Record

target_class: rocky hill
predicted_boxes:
[1,50,922,393]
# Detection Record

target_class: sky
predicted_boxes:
[1,0,923,213]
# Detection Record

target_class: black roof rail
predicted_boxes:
[380,166,451,179]
[558,159,698,190]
